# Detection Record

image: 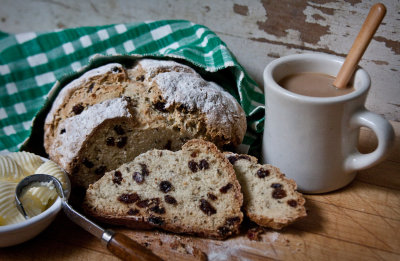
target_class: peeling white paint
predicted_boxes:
[0,0,398,121]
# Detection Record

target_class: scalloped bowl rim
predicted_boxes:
[0,157,70,247]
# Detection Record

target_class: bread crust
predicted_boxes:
[44,59,247,188]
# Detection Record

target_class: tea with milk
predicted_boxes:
[278,72,355,97]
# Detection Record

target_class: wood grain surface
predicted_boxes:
[0,0,399,260]
[1,121,399,260]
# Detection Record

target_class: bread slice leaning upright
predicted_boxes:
[84,139,243,239]
[224,152,307,229]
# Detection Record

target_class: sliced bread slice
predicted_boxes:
[225,152,306,229]
[84,140,243,239]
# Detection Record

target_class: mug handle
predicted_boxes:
[345,109,395,173]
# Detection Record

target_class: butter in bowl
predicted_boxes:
[0,152,70,247]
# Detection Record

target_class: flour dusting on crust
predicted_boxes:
[139,59,197,78]
[45,63,124,125]
[153,71,246,140]
[53,97,132,168]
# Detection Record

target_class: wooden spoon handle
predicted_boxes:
[107,232,163,261]
[333,3,386,89]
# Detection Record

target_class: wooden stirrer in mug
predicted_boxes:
[333,3,386,89]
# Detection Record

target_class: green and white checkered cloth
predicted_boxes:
[0,20,265,155]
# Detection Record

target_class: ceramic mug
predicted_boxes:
[262,53,395,193]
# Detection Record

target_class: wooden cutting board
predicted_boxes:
[1,121,399,260]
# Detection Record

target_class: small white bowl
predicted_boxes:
[0,170,70,247]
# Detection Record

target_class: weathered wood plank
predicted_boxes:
[0,0,398,121]
[2,201,400,260]
[1,231,118,260]
[295,197,400,252]
[307,179,400,218]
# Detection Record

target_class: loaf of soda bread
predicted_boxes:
[225,152,307,229]
[44,59,247,188]
[83,140,243,239]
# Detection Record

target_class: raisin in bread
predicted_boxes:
[44,59,247,188]
[83,139,243,239]
[225,152,306,229]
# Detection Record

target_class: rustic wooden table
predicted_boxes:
[1,0,399,260]
[1,123,399,260]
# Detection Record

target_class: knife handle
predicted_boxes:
[104,230,162,261]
